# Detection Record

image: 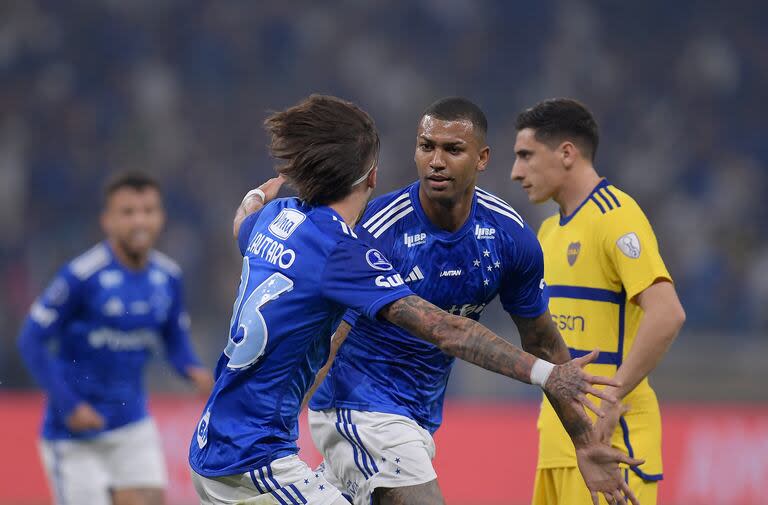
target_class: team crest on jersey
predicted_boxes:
[617,232,641,259]
[567,242,581,266]
[268,208,306,240]
[366,249,393,271]
[196,409,211,449]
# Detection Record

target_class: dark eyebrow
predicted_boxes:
[418,134,467,147]
[515,148,533,156]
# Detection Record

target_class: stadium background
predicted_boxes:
[0,1,765,503]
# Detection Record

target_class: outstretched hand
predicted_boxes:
[576,442,644,505]
[544,349,621,424]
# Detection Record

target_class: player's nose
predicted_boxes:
[510,161,524,181]
[429,150,446,169]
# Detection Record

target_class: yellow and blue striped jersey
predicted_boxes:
[536,179,671,482]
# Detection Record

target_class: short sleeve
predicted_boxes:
[238,211,262,256]
[321,238,413,320]
[499,224,549,318]
[600,202,671,301]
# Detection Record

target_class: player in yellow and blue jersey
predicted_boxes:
[511,98,686,505]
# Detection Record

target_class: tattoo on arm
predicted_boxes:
[514,312,593,447]
[513,312,571,364]
[380,295,536,383]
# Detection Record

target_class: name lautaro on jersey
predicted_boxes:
[247,233,296,269]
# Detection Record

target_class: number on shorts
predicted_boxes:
[225,259,294,369]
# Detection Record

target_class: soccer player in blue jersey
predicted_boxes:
[306,97,640,505]
[188,94,639,505]
[17,173,214,505]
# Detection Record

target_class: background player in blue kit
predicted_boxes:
[17,173,214,505]
[189,94,639,505]
[307,97,640,505]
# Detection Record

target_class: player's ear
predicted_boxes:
[560,141,576,169]
[368,166,378,189]
[477,145,490,173]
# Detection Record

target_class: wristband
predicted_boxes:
[530,358,555,388]
[242,188,266,205]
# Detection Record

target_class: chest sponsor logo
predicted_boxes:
[375,273,404,288]
[475,225,496,240]
[366,249,393,271]
[567,242,581,266]
[439,268,462,278]
[617,232,641,259]
[404,232,427,248]
[551,313,586,332]
[87,327,159,351]
[268,208,306,239]
[247,233,297,269]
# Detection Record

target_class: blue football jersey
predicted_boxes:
[310,181,548,433]
[188,198,413,477]
[17,242,201,440]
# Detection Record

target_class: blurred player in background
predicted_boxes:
[306,97,639,505]
[17,173,214,505]
[188,94,632,505]
[511,98,686,505]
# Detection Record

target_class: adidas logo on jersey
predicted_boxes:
[475,225,496,240]
[404,265,425,283]
[404,232,427,248]
[439,268,462,278]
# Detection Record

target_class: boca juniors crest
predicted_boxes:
[567,242,581,266]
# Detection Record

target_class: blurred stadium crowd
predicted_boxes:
[1,0,765,393]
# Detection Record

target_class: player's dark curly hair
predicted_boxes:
[515,98,599,161]
[264,94,380,205]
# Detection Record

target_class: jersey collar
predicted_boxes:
[559,178,610,226]
[409,181,477,242]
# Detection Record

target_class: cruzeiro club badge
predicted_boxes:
[567,242,581,266]
[617,232,641,259]
[366,249,393,271]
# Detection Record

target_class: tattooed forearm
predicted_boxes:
[516,312,594,447]
[513,311,571,364]
[381,295,537,383]
[545,387,593,447]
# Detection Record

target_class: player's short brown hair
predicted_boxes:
[515,98,599,161]
[264,95,380,205]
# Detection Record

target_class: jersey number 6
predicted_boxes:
[225,258,294,369]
